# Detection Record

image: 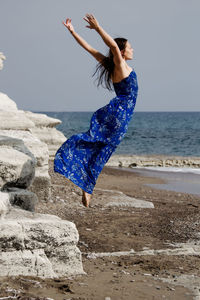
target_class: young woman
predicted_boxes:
[54,14,139,207]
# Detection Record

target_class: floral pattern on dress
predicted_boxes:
[54,69,139,194]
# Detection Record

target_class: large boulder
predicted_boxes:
[0,130,51,202]
[7,188,38,212]
[0,207,84,278]
[0,136,36,190]
[0,130,48,167]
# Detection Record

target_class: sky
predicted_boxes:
[0,0,199,112]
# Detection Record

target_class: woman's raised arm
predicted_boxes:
[62,18,105,63]
[83,14,124,66]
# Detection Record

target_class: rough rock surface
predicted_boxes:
[0,191,11,219]
[106,154,200,168]
[0,130,48,167]
[24,111,62,128]
[7,187,38,212]
[0,136,36,190]
[0,110,35,130]
[0,207,84,278]
[0,130,51,201]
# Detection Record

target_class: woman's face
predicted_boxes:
[123,41,134,60]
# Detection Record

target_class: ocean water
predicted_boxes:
[40,111,200,157]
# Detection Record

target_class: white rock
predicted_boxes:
[24,111,61,128]
[0,132,50,201]
[7,187,38,212]
[105,194,154,208]
[0,249,56,278]
[0,192,11,219]
[0,208,84,277]
[0,146,35,189]
[0,130,49,167]
[0,92,18,111]
[0,135,35,160]
[0,110,35,130]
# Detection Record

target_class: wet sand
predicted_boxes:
[1,160,200,300]
[112,166,200,196]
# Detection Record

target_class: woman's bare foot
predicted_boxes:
[82,190,92,207]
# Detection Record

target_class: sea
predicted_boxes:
[41,111,200,157]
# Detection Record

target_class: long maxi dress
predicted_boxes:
[54,69,139,194]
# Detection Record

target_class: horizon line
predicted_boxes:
[32,110,200,113]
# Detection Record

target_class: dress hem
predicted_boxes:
[54,168,94,194]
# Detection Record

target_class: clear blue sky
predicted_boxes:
[0,0,199,112]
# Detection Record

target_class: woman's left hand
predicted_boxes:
[83,14,99,30]
[62,18,75,33]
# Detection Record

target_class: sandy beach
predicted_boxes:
[1,158,200,299]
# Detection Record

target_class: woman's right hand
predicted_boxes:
[83,14,100,31]
[62,18,74,33]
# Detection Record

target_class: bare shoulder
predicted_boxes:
[111,63,133,83]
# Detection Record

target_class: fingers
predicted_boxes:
[86,13,95,19]
[64,18,72,24]
[83,17,90,24]
[62,18,73,30]
[84,13,95,23]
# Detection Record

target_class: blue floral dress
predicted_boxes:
[54,69,138,194]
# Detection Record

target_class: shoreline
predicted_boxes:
[109,166,200,196]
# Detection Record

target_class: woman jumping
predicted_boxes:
[54,13,139,207]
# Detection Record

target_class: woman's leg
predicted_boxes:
[82,189,92,207]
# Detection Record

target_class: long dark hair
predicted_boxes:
[93,37,128,91]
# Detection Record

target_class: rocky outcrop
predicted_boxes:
[0,52,84,278]
[106,154,200,168]
[0,207,84,277]
[0,91,66,201]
